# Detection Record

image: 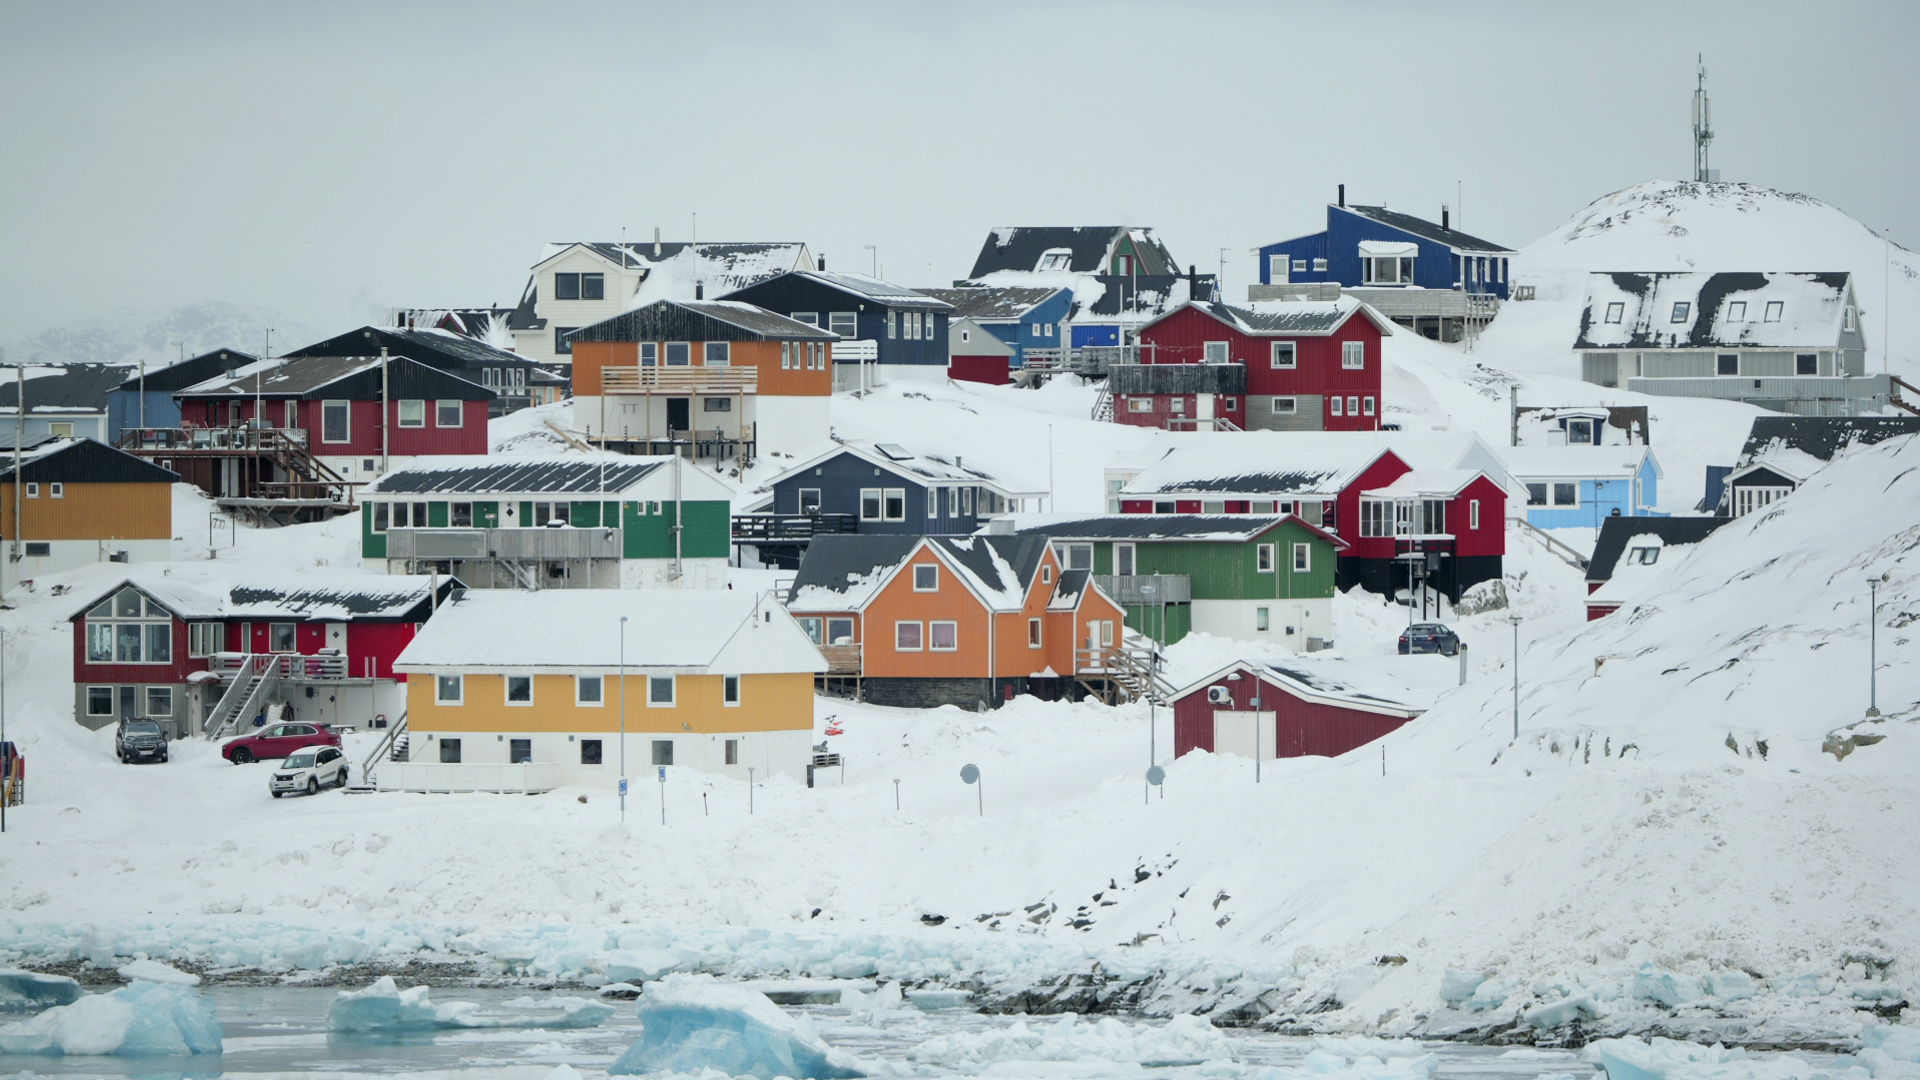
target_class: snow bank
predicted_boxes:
[607,973,863,1079]
[0,969,82,1011]
[326,975,491,1032]
[909,1013,1236,1067]
[0,981,220,1056]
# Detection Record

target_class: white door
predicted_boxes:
[1270,254,1290,283]
[1197,393,1215,421]
[1213,711,1276,760]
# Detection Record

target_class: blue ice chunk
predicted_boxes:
[1632,964,1703,1007]
[1439,970,1486,1005]
[326,976,487,1032]
[608,974,863,1079]
[1707,972,1756,1001]
[1467,978,1513,1012]
[1860,1022,1920,1062]
[0,969,83,1012]
[1780,973,1831,997]
[1525,994,1599,1029]
[0,982,220,1056]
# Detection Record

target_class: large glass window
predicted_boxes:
[895,621,923,651]
[828,312,857,338]
[665,343,691,366]
[84,588,172,664]
[929,621,958,651]
[577,676,602,704]
[321,400,350,443]
[649,676,675,706]
[398,400,425,428]
[268,623,296,653]
[705,341,730,366]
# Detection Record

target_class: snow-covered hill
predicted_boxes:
[0,301,326,368]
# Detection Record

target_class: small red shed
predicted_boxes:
[1170,656,1447,761]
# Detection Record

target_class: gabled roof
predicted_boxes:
[72,574,454,623]
[0,438,178,485]
[918,286,1070,320]
[1141,296,1395,338]
[1172,655,1448,719]
[764,441,1044,499]
[286,326,535,371]
[722,271,953,310]
[1361,469,1486,498]
[1049,568,1092,611]
[1339,205,1514,253]
[1586,517,1730,585]
[116,349,261,394]
[1573,271,1854,350]
[968,227,1181,278]
[1735,416,1920,466]
[787,534,1052,613]
[1119,440,1395,497]
[569,299,839,345]
[0,364,134,412]
[535,240,808,289]
[1019,514,1349,550]
[363,454,669,496]
[1501,445,1660,482]
[177,355,495,401]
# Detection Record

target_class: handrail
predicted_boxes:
[359,711,407,783]
[1512,517,1589,570]
[600,366,758,394]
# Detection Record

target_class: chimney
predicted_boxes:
[1188,263,1198,298]
[1338,184,1346,208]
[1442,204,1451,230]
[818,255,826,271]
[695,283,704,300]
[653,227,661,257]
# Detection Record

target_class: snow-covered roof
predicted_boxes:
[1141,296,1395,338]
[918,286,1069,321]
[1339,205,1515,254]
[1174,653,1453,719]
[786,534,1052,614]
[395,589,824,674]
[1585,517,1730,586]
[764,441,1043,498]
[1018,514,1349,550]
[0,437,178,484]
[72,574,450,623]
[1361,469,1483,498]
[571,299,839,344]
[736,271,953,310]
[1735,416,1920,467]
[968,227,1180,278]
[1501,446,1659,482]
[1573,271,1854,350]
[0,363,132,413]
[364,453,733,502]
[534,241,808,294]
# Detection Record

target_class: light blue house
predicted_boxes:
[105,348,258,440]
[919,286,1073,367]
[1504,446,1664,530]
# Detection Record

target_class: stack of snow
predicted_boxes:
[0,981,220,1056]
[608,973,863,1079]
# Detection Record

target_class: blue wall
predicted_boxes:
[1525,459,1663,529]
[995,290,1074,367]
[1257,207,1510,299]
[107,390,181,441]
[720,277,949,366]
[770,451,983,536]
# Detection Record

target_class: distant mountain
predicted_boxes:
[0,301,328,369]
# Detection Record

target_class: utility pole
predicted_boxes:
[1867,579,1881,717]
[619,616,629,823]
[1510,614,1522,740]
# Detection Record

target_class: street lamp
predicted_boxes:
[1509,613,1522,740]
[1867,579,1881,717]
[619,616,629,823]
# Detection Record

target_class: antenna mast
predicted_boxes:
[1692,55,1717,182]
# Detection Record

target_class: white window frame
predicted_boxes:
[883,488,906,522]
[85,686,115,716]
[320,399,351,444]
[505,675,533,706]
[1028,617,1042,648]
[1552,482,1579,508]
[1330,397,1344,416]
[723,675,741,706]
[704,341,730,366]
[49,482,62,498]
[1312,257,1328,272]
[1272,396,1297,415]
[1269,254,1289,282]
[927,489,940,519]
[435,399,463,428]
[145,686,173,717]
[860,488,883,521]
[1115,542,1136,576]
[1256,607,1270,633]
[187,621,222,658]
[1256,542,1275,573]
[1362,396,1376,416]
[928,620,959,652]
[913,564,939,591]
[1291,259,1307,273]
[1469,500,1481,530]
[894,620,923,652]
[397,399,425,428]
[436,674,463,705]
[1292,542,1310,572]
[1843,306,1855,331]
[1203,341,1229,364]
[576,675,603,706]
[648,675,676,707]
[1126,397,1154,413]
[1341,341,1365,369]
[1270,341,1296,369]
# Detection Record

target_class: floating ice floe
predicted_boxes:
[0,982,221,1056]
[910,1013,1238,1068]
[326,976,492,1032]
[1589,1037,1871,1080]
[116,959,200,986]
[0,970,83,1012]
[607,973,864,1079]
[1293,1035,1437,1080]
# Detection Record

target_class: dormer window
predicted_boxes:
[1764,301,1783,322]
[1604,302,1624,324]
[1670,301,1691,323]
[1725,301,1746,322]
[1036,249,1072,271]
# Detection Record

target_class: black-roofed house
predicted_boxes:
[1251,193,1515,341]
[0,363,134,443]
[736,441,1045,570]
[285,325,548,415]
[359,453,735,589]
[719,271,954,388]
[1128,298,1394,432]
[1014,514,1348,648]
[68,573,457,737]
[958,227,1218,351]
[784,534,1125,708]
[107,348,258,441]
[919,286,1073,375]
[1712,415,1920,517]
[508,239,815,366]
[1583,516,1731,620]
[1574,271,1887,415]
[1,437,179,596]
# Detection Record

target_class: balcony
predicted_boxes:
[1091,574,1191,605]
[819,643,862,675]
[600,366,758,395]
[382,527,623,561]
[1628,374,1889,406]
[1107,364,1245,396]
[730,513,859,545]
[207,651,353,681]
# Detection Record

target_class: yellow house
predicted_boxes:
[392,588,825,787]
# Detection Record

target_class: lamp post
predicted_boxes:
[864,245,877,277]
[1867,579,1881,717]
[619,616,628,823]
[1509,614,1522,740]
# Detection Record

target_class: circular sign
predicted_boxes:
[960,764,980,785]
[1146,765,1165,786]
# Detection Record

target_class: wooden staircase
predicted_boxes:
[1891,374,1920,416]
[1074,645,1173,706]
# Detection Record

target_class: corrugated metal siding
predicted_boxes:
[1173,667,1414,760]
[1245,394,1324,431]
[624,500,730,559]
[1138,307,1381,431]
[4,483,170,541]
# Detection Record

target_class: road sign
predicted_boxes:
[960,764,979,784]
[619,778,628,796]
[1146,765,1165,786]
[657,766,666,782]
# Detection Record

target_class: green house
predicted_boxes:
[1019,515,1346,648]
[360,455,735,589]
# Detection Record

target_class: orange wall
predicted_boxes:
[862,550,993,678]
[2,482,170,541]
[570,339,831,398]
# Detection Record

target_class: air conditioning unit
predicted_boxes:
[109,550,130,563]
[1206,686,1231,705]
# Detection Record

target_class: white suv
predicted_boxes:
[269,745,349,797]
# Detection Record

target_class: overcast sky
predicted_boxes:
[2,0,1913,341]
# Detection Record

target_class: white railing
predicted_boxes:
[601,366,758,394]
[375,762,561,794]
[208,652,350,680]
[831,339,879,363]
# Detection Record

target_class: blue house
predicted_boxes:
[106,348,258,440]
[733,440,1045,569]
[1255,192,1514,299]
[918,286,1072,367]
[718,271,953,383]
[958,226,1216,348]
[1505,446,1664,530]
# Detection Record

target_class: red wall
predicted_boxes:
[71,620,201,686]
[949,356,1010,385]
[72,614,424,685]
[348,621,421,681]
[1448,475,1507,558]
[1333,451,1409,558]
[1137,306,1384,431]
[1172,666,1414,759]
[178,398,488,457]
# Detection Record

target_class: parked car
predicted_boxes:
[115,719,169,764]
[1398,622,1461,656]
[269,745,349,797]
[222,722,340,765]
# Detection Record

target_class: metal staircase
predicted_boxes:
[346,712,408,792]
[202,655,283,739]
[1091,386,1114,422]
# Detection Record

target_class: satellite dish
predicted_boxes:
[960,764,980,785]
[1146,765,1165,786]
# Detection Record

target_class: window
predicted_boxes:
[704,397,732,412]
[1038,249,1073,271]
[883,489,905,521]
[1028,617,1042,648]
[1360,498,1391,537]
[652,740,674,766]
[1126,398,1153,413]
[1362,397,1375,416]
[1292,543,1310,572]
[188,622,221,658]
[1256,543,1275,573]
[24,541,48,557]
[724,675,740,706]
[886,311,896,338]
[267,623,296,653]
[829,312,857,338]
[927,490,940,519]
[1268,341,1296,369]
[1470,500,1481,530]
[724,739,739,765]
[1670,301,1691,323]
[581,739,603,764]
[929,621,958,651]
[925,314,936,341]
[397,399,425,428]
[1526,483,1548,506]
[439,738,462,763]
[1553,483,1578,507]
[860,488,882,520]
[532,502,569,527]
[1053,542,1092,570]
[1203,341,1229,364]
[506,675,532,704]
[435,399,462,427]
[665,342,690,366]
[948,486,961,517]
[1330,397,1344,416]
[1629,546,1661,565]
[86,686,114,716]
[701,341,732,367]
[22,482,38,498]
[436,675,463,704]
[145,687,173,717]
[895,621,923,651]
[1717,353,1739,376]
[321,400,350,443]
[827,617,854,645]
[1272,396,1297,415]
[1170,398,1185,414]
[576,676,602,705]
[1041,564,1052,584]
[1764,301,1783,323]
[1347,395,1359,416]
[1115,543,1136,576]
[49,482,62,498]
[798,617,823,644]
[639,343,658,367]
[913,564,938,591]
[648,676,675,706]
[1603,301,1624,324]
[1291,259,1307,273]
[554,327,579,355]
[781,343,792,369]
[1312,258,1328,272]
[450,502,472,527]
[48,423,72,438]
[1843,306,1855,332]
[1725,301,1746,322]
[509,738,533,764]
[553,272,602,300]
[1256,607,1270,632]
[1796,353,1818,375]
[1342,341,1364,369]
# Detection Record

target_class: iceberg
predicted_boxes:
[0,982,221,1056]
[1707,972,1757,1001]
[1439,969,1486,1005]
[1468,978,1515,1012]
[909,1013,1237,1068]
[1525,994,1599,1030]
[117,959,200,986]
[326,976,490,1032]
[605,947,683,984]
[608,973,863,1079]
[500,995,617,1029]
[0,969,83,1012]
[1632,965,1704,1008]
[1587,1037,1867,1080]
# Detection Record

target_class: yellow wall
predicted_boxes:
[2,482,171,541]
[407,671,814,735]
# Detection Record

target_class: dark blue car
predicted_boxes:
[1398,623,1461,656]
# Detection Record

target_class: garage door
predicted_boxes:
[1212,711,1275,759]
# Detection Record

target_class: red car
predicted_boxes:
[222,722,341,764]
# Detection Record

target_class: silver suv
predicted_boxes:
[269,746,349,797]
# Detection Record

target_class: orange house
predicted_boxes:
[786,534,1126,709]
[567,299,836,460]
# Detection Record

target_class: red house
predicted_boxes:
[70,574,457,738]
[1119,298,1393,432]
[1170,657,1444,761]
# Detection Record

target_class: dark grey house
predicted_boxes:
[1712,415,1920,516]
